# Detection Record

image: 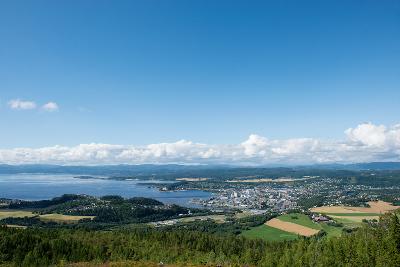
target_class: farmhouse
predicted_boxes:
[311,214,330,222]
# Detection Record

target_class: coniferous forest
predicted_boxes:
[0,212,399,267]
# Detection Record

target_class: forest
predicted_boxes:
[5,194,207,225]
[0,212,399,267]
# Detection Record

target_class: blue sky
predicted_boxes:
[0,1,399,165]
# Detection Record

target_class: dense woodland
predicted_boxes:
[6,194,205,224]
[0,212,399,267]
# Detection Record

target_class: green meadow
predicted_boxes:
[241,224,298,242]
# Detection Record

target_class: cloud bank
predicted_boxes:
[1,122,399,165]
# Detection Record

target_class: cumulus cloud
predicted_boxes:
[0,122,399,165]
[8,99,36,110]
[42,102,59,112]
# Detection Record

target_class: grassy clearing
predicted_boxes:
[0,210,34,219]
[319,223,343,237]
[330,215,379,223]
[39,214,95,223]
[331,217,363,228]
[0,210,94,224]
[234,211,253,219]
[323,212,380,216]
[241,224,298,242]
[4,224,27,229]
[278,213,320,230]
[180,215,226,223]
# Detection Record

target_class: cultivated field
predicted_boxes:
[179,215,226,223]
[310,201,399,223]
[278,213,344,237]
[265,218,320,237]
[278,213,321,230]
[243,213,343,241]
[0,210,94,223]
[39,214,95,223]
[310,200,399,214]
[329,215,379,223]
[241,224,298,241]
[0,210,35,219]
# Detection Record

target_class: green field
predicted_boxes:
[277,213,320,230]
[179,215,226,223]
[322,213,380,216]
[331,217,364,227]
[242,213,345,241]
[241,224,298,242]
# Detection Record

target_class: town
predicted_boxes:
[188,176,400,212]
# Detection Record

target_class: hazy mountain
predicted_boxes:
[0,162,399,176]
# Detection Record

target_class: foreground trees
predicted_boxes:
[0,213,399,267]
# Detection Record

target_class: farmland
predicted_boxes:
[179,214,226,223]
[243,212,346,241]
[310,200,399,214]
[310,200,399,224]
[265,218,319,237]
[278,213,345,237]
[39,214,95,223]
[241,224,298,241]
[278,213,320,230]
[0,210,35,219]
[0,210,94,223]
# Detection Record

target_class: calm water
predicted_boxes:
[0,174,212,208]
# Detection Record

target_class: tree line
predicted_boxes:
[0,212,399,266]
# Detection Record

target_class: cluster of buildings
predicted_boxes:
[190,176,398,212]
[192,186,300,211]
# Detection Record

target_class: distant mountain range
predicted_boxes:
[302,162,400,171]
[0,162,399,175]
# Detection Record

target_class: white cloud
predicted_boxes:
[241,134,269,156]
[0,122,399,165]
[345,123,387,147]
[8,99,36,110]
[42,102,59,112]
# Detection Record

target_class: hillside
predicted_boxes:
[0,211,399,266]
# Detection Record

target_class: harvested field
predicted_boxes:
[0,210,95,223]
[265,218,320,237]
[0,210,35,219]
[311,201,399,214]
[39,214,95,223]
[351,201,399,213]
